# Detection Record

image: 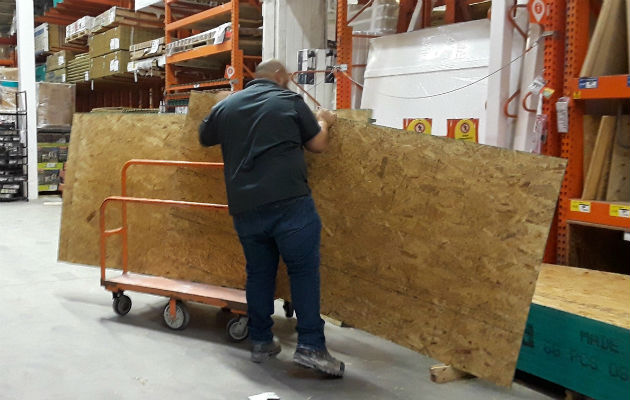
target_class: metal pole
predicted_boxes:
[16,0,38,200]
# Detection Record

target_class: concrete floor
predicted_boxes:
[0,198,556,400]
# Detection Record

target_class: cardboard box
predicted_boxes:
[89,50,130,79]
[45,68,67,83]
[89,26,163,58]
[34,23,65,54]
[46,50,75,72]
[37,82,76,130]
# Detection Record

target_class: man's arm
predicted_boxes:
[305,109,336,153]
[199,108,220,147]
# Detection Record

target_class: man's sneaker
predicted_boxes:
[251,336,281,363]
[293,345,345,377]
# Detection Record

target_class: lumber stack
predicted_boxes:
[66,53,90,83]
[59,92,566,387]
[580,1,630,202]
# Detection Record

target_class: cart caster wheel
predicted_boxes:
[283,300,294,318]
[113,294,132,316]
[163,300,190,330]
[226,316,249,342]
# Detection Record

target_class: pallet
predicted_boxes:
[166,24,262,56]
[64,31,89,47]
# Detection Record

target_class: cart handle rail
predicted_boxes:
[100,159,228,282]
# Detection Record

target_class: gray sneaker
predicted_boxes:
[251,336,281,363]
[293,345,345,377]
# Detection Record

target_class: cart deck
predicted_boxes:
[102,272,248,313]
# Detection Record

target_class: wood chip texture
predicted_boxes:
[60,97,566,387]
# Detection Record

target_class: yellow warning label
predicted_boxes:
[403,118,432,135]
[570,200,591,213]
[609,204,630,218]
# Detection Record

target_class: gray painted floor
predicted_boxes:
[0,198,555,400]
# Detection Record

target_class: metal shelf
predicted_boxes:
[166,1,233,32]
[165,0,262,95]
[567,199,630,231]
[167,79,231,92]
[570,75,630,100]
[166,40,232,64]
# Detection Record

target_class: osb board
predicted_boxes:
[583,115,601,180]
[583,116,616,200]
[606,115,630,201]
[60,109,566,387]
[580,0,628,76]
[534,264,630,329]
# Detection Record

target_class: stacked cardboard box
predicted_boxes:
[45,51,75,83]
[65,16,94,45]
[90,6,163,35]
[89,26,162,79]
[34,23,65,54]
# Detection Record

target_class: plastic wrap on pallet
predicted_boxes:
[0,68,18,82]
[165,22,231,56]
[0,81,18,112]
[127,55,166,76]
[36,82,76,130]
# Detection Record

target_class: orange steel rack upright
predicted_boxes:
[555,0,630,263]
[164,0,262,101]
[99,159,251,341]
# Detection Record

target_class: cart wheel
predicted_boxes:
[283,300,294,318]
[113,294,132,316]
[163,301,190,330]
[226,316,249,342]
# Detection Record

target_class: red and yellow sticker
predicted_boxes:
[447,118,479,142]
[403,118,432,135]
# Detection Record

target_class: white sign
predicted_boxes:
[149,39,160,54]
[110,38,120,50]
[110,59,120,72]
[531,0,545,23]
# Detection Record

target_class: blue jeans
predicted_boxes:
[232,195,326,349]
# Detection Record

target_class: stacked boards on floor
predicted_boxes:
[59,93,566,387]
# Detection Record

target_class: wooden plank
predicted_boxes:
[430,364,474,383]
[606,115,630,201]
[518,265,630,400]
[534,264,630,329]
[60,97,566,387]
[582,116,616,200]
[580,0,628,76]
[582,115,601,181]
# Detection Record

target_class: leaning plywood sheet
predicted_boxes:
[60,108,566,387]
[580,0,628,76]
[606,115,630,201]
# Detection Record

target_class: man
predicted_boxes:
[199,60,344,377]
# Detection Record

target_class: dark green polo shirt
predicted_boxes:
[199,79,321,215]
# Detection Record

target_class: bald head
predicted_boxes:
[255,59,290,88]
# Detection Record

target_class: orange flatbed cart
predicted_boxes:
[98,159,267,341]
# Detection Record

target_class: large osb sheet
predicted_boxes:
[60,103,566,386]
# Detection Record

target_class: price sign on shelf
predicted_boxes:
[570,200,591,214]
[610,204,630,219]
